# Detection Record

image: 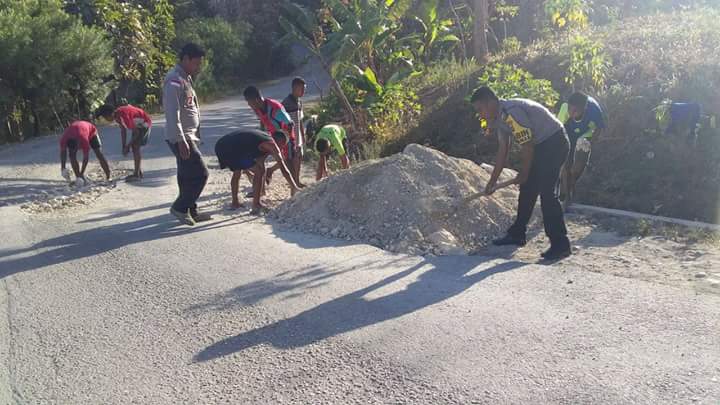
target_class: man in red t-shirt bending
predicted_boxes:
[96,104,152,181]
[59,121,111,184]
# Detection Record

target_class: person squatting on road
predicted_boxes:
[95,103,153,182]
[472,86,572,261]
[163,43,211,226]
[243,85,296,186]
[215,129,300,214]
[59,120,111,185]
[556,92,605,205]
[282,77,308,188]
[314,124,350,181]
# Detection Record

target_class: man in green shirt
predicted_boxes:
[315,124,350,180]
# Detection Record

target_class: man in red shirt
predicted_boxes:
[243,86,296,186]
[59,120,111,184]
[96,104,152,181]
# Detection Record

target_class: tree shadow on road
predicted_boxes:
[0,177,70,206]
[0,212,258,280]
[193,255,525,362]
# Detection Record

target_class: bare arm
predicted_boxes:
[263,143,299,193]
[60,148,67,170]
[120,127,128,154]
[486,134,509,194]
[340,154,350,169]
[80,151,89,177]
[251,161,266,210]
[316,155,326,180]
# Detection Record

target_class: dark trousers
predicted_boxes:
[507,130,570,248]
[167,140,209,213]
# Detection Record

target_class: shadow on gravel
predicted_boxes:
[0,212,256,279]
[194,256,525,362]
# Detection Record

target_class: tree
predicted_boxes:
[280,0,415,131]
[472,0,489,63]
[0,0,113,141]
[65,0,176,105]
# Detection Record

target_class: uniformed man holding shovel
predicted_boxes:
[472,86,572,260]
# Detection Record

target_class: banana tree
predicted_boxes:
[400,0,460,65]
[279,2,359,130]
[279,0,413,130]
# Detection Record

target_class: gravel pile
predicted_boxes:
[274,144,518,255]
[20,168,130,214]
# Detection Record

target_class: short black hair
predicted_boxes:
[316,138,330,153]
[179,43,205,60]
[66,139,78,150]
[243,85,261,100]
[292,77,306,87]
[272,131,288,144]
[470,86,498,104]
[568,92,589,109]
[94,104,115,119]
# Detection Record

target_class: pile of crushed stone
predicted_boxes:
[273,144,519,255]
[20,167,131,214]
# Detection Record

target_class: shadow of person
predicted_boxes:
[194,256,525,362]
[0,213,254,279]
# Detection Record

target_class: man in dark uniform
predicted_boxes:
[472,86,572,260]
[163,43,211,226]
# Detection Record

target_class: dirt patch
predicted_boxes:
[272,144,518,255]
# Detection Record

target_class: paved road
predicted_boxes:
[0,74,719,404]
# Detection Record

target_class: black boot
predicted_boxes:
[492,234,527,247]
[542,245,572,261]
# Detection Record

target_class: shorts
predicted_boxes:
[89,134,102,150]
[568,136,591,166]
[286,138,303,161]
[217,152,257,172]
[132,124,151,146]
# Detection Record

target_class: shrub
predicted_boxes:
[0,0,114,142]
[475,63,560,107]
[566,35,611,92]
[367,84,422,142]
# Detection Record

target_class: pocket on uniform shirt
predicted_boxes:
[184,90,195,108]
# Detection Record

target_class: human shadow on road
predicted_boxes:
[187,254,408,311]
[193,256,525,362]
[0,212,256,279]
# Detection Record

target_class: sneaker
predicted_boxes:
[191,211,213,222]
[542,246,572,261]
[492,234,527,247]
[170,207,196,226]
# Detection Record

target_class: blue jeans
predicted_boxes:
[167,141,209,213]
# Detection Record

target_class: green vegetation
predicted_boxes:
[0,0,113,141]
[1,0,297,143]
[298,1,719,222]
